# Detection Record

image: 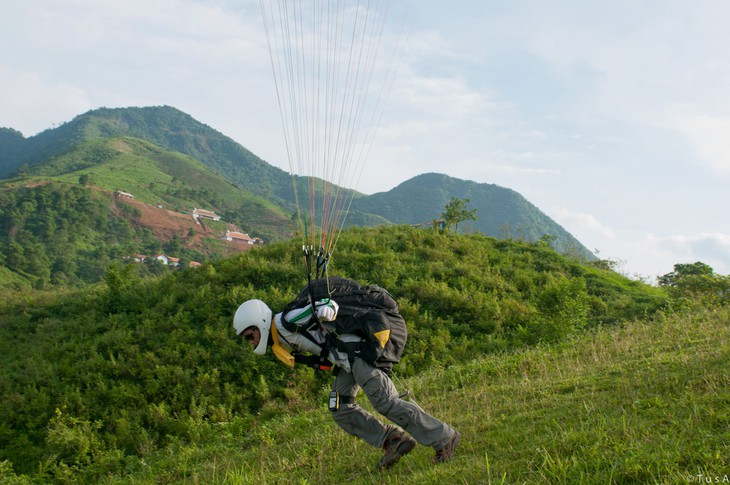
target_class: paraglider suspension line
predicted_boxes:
[303,245,331,324]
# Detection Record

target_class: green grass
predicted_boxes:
[74,304,729,485]
[48,138,252,207]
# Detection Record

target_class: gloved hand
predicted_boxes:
[316,299,339,321]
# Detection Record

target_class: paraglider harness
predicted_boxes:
[281,247,407,374]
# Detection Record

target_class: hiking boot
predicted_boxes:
[377,430,417,470]
[433,430,460,464]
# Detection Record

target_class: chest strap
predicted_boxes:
[269,321,295,368]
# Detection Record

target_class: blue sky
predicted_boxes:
[2,0,729,280]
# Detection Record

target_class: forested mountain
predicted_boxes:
[351,173,591,257]
[0,106,297,206]
[0,128,25,171]
[0,106,596,287]
[0,137,293,288]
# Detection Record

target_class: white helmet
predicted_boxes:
[233,299,272,355]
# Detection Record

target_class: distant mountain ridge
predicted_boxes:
[352,173,590,257]
[0,106,296,207]
[0,106,596,261]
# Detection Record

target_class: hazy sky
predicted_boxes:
[2,0,729,280]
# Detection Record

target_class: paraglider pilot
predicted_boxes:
[233,276,460,470]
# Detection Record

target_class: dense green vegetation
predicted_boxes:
[0,181,157,288]
[22,301,721,485]
[0,137,296,288]
[0,226,673,482]
[0,179,230,289]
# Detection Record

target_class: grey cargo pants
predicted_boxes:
[330,357,454,450]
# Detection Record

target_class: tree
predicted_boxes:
[658,262,714,288]
[441,197,478,233]
[658,261,730,305]
[164,234,182,253]
[538,234,557,248]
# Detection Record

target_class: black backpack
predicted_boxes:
[282,277,407,373]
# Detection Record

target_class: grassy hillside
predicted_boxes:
[2,299,726,483]
[0,226,675,483]
[92,303,729,484]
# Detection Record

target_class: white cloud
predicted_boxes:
[356,69,503,192]
[385,72,496,130]
[478,161,560,177]
[627,232,730,277]
[0,67,93,136]
[550,207,617,244]
[0,0,269,136]
[667,106,730,175]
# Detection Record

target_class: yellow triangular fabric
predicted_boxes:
[270,320,295,367]
[373,329,391,349]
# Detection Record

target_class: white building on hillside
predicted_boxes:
[222,231,256,244]
[192,208,221,221]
